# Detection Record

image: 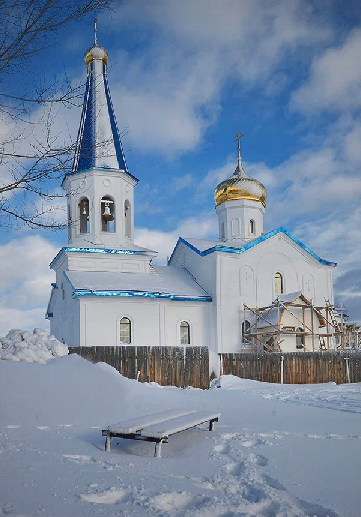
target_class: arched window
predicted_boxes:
[242,320,251,344]
[124,200,131,238]
[242,320,251,334]
[231,218,240,237]
[120,317,131,344]
[249,219,255,235]
[296,327,304,349]
[78,198,90,234]
[101,196,115,233]
[275,272,284,295]
[180,321,190,345]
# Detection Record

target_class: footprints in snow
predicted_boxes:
[211,431,337,517]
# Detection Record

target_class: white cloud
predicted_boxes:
[100,0,332,155]
[291,28,361,113]
[135,212,217,263]
[0,235,57,335]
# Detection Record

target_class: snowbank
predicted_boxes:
[0,328,68,363]
[1,354,361,516]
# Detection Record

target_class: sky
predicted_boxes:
[1,0,361,333]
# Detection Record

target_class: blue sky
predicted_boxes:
[1,0,361,333]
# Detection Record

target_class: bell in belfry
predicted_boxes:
[103,202,114,221]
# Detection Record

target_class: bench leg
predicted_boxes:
[105,432,111,452]
[154,440,163,458]
[209,419,215,431]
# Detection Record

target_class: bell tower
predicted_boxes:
[214,132,266,242]
[63,23,138,249]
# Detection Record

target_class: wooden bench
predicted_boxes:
[102,409,221,457]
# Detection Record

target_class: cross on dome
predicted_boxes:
[94,17,98,45]
[213,133,267,208]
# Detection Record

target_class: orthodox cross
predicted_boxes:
[304,277,311,291]
[235,131,244,159]
[243,269,251,284]
[94,17,98,45]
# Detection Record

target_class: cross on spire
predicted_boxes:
[235,131,244,169]
[94,17,98,45]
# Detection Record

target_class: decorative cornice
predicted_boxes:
[50,246,149,269]
[168,227,336,267]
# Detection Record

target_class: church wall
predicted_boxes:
[169,241,218,351]
[215,234,334,353]
[49,269,80,347]
[78,297,210,348]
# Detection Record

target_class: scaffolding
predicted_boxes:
[242,296,360,353]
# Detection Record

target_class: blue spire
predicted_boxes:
[72,39,128,173]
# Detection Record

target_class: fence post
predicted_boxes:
[345,357,350,383]
[280,355,284,384]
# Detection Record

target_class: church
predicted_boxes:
[46,34,337,354]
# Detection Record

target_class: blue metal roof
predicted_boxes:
[168,227,337,267]
[72,60,128,174]
[63,269,212,303]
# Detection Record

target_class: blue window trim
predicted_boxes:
[168,227,336,267]
[50,246,148,268]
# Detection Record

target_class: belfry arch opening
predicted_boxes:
[78,197,90,234]
[124,200,131,238]
[101,196,115,232]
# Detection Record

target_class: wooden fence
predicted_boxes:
[220,351,361,384]
[68,346,209,389]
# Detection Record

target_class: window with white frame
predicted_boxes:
[180,321,190,345]
[120,317,131,344]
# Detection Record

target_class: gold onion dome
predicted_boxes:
[214,133,267,207]
[84,44,108,66]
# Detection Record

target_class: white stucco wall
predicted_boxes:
[78,297,211,349]
[172,231,334,354]
[216,199,264,241]
[49,268,80,347]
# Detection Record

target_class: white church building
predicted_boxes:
[46,35,336,354]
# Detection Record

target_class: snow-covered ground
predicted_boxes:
[1,354,361,517]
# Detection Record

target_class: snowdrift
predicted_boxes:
[0,328,68,363]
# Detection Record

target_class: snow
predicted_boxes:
[1,354,361,516]
[0,328,68,363]
[108,409,197,434]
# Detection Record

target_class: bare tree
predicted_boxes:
[0,0,112,229]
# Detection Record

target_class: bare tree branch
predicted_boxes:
[0,0,113,229]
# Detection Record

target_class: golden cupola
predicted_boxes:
[214,133,266,208]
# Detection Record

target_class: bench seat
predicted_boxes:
[108,409,197,434]
[141,410,221,439]
[103,409,220,457]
